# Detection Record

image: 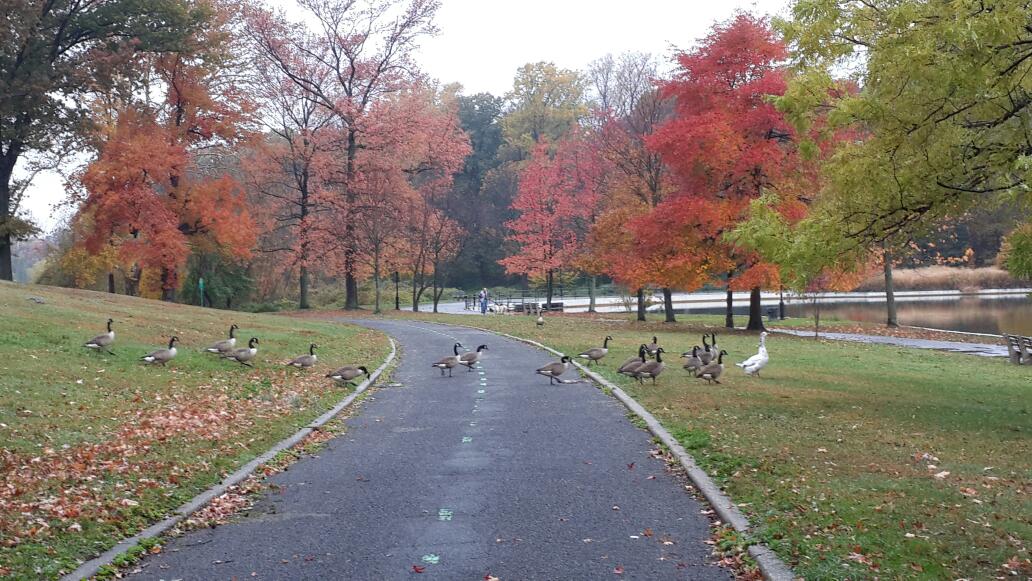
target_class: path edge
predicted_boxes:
[451,324,796,581]
[62,337,398,581]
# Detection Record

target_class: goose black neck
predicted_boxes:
[655,350,663,363]
[453,343,461,355]
[310,344,316,355]
[603,337,610,348]
[107,320,113,332]
[229,326,236,338]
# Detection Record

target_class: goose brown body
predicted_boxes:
[287,343,318,368]
[577,336,613,366]
[206,324,238,354]
[432,342,464,376]
[85,319,115,353]
[634,347,665,384]
[618,344,649,376]
[536,355,571,384]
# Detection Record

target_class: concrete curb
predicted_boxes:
[62,338,397,581]
[445,323,796,581]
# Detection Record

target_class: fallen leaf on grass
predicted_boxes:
[959,487,978,496]
[933,471,950,479]
[642,528,654,537]
[412,565,425,573]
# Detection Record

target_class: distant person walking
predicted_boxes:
[479,288,489,314]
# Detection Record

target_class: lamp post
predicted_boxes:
[779,285,786,320]
[393,271,400,311]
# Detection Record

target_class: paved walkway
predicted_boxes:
[128,320,729,580]
[774,328,1007,357]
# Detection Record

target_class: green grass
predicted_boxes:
[369,309,1031,580]
[0,282,390,579]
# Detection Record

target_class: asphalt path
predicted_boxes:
[127,319,730,580]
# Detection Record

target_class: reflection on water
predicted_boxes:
[784,295,1032,336]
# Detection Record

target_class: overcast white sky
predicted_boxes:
[22,0,790,232]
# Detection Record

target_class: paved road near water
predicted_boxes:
[128,319,729,580]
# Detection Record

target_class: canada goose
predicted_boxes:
[431,342,465,376]
[617,344,649,376]
[698,349,728,384]
[634,347,666,384]
[536,355,572,384]
[84,318,115,354]
[326,365,369,386]
[699,335,715,365]
[223,337,259,367]
[459,344,488,371]
[205,324,238,354]
[709,332,720,353]
[536,314,545,327]
[736,332,769,376]
[141,336,178,366]
[287,343,318,368]
[645,336,660,356]
[578,336,613,366]
[681,346,703,376]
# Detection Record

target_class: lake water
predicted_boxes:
[783,294,1032,336]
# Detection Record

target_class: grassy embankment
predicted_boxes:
[0,282,390,579]
[372,310,1031,580]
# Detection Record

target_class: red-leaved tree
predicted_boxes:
[648,13,797,330]
[78,50,255,300]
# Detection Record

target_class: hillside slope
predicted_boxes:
[0,282,390,579]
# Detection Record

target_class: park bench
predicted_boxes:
[1003,334,1032,365]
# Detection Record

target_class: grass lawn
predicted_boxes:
[364,309,1031,580]
[0,282,390,579]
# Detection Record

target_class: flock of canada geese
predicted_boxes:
[83,319,371,385]
[430,331,770,386]
[84,317,770,389]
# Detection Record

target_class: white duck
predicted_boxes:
[736,332,769,376]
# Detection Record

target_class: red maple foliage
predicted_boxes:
[500,136,608,305]
[78,52,255,300]
[646,13,801,327]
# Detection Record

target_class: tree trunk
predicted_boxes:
[746,286,766,331]
[590,276,598,313]
[107,272,116,294]
[0,149,18,282]
[344,128,359,310]
[124,264,140,296]
[883,248,898,327]
[662,287,676,323]
[432,267,440,313]
[545,269,554,309]
[373,255,382,315]
[636,288,646,322]
[813,297,821,338]
[160,268,176,302]
[725,281,734,329]
[299,265,310,310]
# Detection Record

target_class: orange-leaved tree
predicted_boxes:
[648,13,799,330]
[77,49,255,301]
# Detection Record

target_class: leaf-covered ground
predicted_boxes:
[351,309,1031,580]
[0,282,390,579]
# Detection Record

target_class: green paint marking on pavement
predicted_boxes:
[438,508,453,521]
[477,389,485,394]
[462,436,473,443]
[421,554,440,564]
[478,371,485,375]
[469,422,477,427]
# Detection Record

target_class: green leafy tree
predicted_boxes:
[502,62,586,156]
[0,0,210,281]
[777,0,1032,257]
